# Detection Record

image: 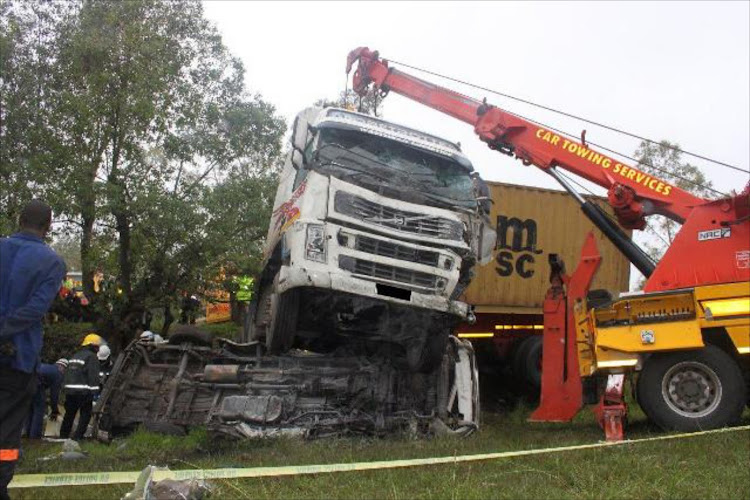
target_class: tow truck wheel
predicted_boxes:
[265,288,300,354]
[637,346,746,431]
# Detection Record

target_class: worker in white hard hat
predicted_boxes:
[96,344,113,389]
[60,333,103,440]
[138,330,165,344]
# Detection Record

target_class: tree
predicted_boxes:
[0,1,74,235]
[314,88,383,116]
[633,139,715,285]
[51,0,285,344]
[52,234,82,271]
[2,0,286,345]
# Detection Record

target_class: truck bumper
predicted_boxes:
[277,263,470,319]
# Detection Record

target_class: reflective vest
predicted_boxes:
[235,276,254,302]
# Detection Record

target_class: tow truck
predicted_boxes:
[346,47,750,440]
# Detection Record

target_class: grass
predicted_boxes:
[12,399,750,500]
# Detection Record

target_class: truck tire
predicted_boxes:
[407,329,450,373]
[637,346,746,431]
[511,336,541,388]
[265,288,300,354]
[521,335,543,391]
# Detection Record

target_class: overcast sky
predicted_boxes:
[203,1,749,196]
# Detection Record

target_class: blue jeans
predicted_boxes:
[24,387,46,439]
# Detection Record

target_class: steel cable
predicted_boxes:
[387,58,747,174]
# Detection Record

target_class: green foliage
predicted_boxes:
[633,140,714,287]
[1,0,286,341]
[51,234,82,271]
[41,321,95,363]
[0,0,76,235]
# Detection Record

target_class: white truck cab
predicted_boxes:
[248,107,494,372]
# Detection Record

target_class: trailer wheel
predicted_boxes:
[511,336,542,390]
[637,346,746,431]
[407,329,450,373]
[521,335,543,391]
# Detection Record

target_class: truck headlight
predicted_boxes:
[305,224,327,263]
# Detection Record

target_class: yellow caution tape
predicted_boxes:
[10,425,750,489]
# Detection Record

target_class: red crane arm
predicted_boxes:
[346,47,708,229]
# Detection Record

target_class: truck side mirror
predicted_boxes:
[478,222,496,266]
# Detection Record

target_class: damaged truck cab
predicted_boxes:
[248,108,494,371]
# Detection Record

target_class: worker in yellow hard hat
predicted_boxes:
[59,333,104,440]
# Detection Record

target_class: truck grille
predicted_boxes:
[344,234,440,267]
[339,256,439,292]
[334,192,463,241]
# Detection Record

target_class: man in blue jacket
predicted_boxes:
[0,200,66,499]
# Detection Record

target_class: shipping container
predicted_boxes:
[457,181,632,389]
[463,181,630,311]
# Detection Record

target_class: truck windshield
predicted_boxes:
[310,127,476,210]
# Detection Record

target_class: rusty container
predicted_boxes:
[463,181,631,314]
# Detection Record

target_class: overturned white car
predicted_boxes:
[95,334,479,439]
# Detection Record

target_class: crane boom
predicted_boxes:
[347,47,707,229]
[347,47,750,293]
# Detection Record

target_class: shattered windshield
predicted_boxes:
[308,127,476,210]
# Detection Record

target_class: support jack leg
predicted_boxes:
[594,373,627,442]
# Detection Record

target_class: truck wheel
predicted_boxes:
[521,335,543,391]
[265,288,300,354]
[511,336,540,387]
[637,346,746,431]
[407,329,450,373]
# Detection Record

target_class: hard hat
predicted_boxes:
[81,333,104,347]
[190,295,197,300]
[140,330,155,340]
[97,344,111,361]
[55,358,69,369]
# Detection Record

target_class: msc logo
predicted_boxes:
[495,216,543,279]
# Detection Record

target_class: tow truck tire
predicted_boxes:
[266,288,300,354]
[408,329,450,373]
[637,346,746,431]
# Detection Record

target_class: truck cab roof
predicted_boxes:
[314,107,474,172]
